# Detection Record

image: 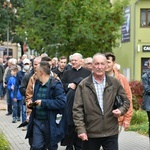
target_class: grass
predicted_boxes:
[127,110,149,136]
[0,132,10,150]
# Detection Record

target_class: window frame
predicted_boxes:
[140,8,150,27]
[4,48,13,56]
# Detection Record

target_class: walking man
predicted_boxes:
[26,61,66,150]
[73,53,130,150]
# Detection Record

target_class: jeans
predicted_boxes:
[12,100,22,118]
[82,134,118,150]
[22,104,27,122]
[6,90,12,114]
[32,118,58,150]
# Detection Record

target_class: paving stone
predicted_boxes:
[0,99,149,150]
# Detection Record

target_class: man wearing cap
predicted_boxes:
[14,58,32,124]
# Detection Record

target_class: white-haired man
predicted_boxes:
[62,53,91,150]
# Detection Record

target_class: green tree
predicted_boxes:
[0,0,24,46]
[16,0,129,57]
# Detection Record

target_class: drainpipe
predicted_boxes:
[133,0,141,80]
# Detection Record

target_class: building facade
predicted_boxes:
[113,0,150,81]
[0,42,21,59]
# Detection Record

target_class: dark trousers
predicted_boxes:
[82,134,118,150]
[0,82,4,97]
[64,125,82,150]
[12,100,22,118]
[32,118,58,150]
[147,111,150,138]
[6,90,12,114]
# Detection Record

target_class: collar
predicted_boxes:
[73,66,82,71]
[41,78,50,86]
[92,75,106,84]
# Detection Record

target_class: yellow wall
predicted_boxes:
[113,0,150,81]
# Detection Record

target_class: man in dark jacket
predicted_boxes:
[62,53,91,93]
[0,58,4,99]
[73,53,130,150]
[142,59,150,139]
[62,53,91,150]
[26,61,66,150]
[52,56,67,81]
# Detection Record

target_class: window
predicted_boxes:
[140,9,150,27]
[4,48,13,56]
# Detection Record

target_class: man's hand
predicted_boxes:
[112,109,121,118]
[3,83,6,88]
[11,85,14,90]
[68,83,76,90]
[35,100,41,106]
[78,133,88,141]
[13,98,17,102]
[123,121,130,130]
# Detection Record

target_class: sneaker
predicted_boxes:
[17,117,21,121]
[12,118,17,123]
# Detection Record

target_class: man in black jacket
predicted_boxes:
[52,56,67,81]
[62,53,91,93]
[0,58,4,99]
[62,53,91,150]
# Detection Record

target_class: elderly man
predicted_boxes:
[62,53,91,150]
[62,53,91,93]
[73,53,130,150]
[84,57,93,71]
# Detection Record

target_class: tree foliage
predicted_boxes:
[0,0,24,45]
[1,0,129,57]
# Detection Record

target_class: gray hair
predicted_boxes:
[72,53,83,60]
[8,58,17,65]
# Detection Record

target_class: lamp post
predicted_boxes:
[6,20,9,56]
[3,0,12,56]
[6,0,11,56]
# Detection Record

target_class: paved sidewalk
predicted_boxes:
[0,99,149,150]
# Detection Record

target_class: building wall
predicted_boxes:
[113,0,150,81]
[136,0,150,80]
[1,42,20,59]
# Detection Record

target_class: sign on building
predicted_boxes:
[121,6,130,43]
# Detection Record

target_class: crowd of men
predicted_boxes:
[0,52,132,150]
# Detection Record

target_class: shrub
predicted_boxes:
[129,80,143,110]
[0,132,10,150]
[129,110,148,135]
[130,110,147,125]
